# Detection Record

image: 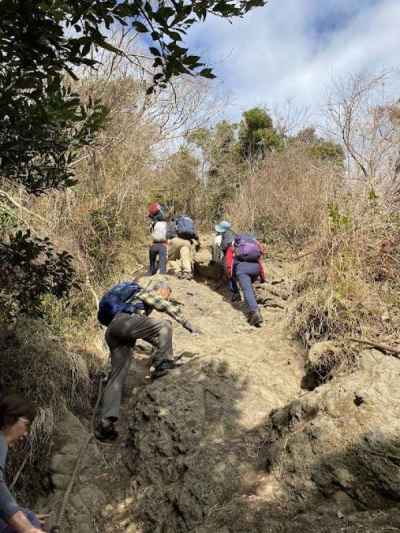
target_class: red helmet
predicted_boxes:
[148,202,161,217]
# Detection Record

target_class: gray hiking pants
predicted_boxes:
[100,313,173,421]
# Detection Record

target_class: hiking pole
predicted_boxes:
[175,317,200,335]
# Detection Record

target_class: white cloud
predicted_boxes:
[186,0,400,124]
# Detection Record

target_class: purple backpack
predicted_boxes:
[234,234,261,262]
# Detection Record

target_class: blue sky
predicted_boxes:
[184,0,400,123]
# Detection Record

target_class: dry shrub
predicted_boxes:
[289,287,367,347]
[226,144,342,245]
[290,187,400,347]
[0,318,99,504]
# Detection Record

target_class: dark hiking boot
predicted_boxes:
[248,310,263,327]
[152,359,178,380]
[95,418,119,442]
[181,272,193,281]
[231,292,242,303]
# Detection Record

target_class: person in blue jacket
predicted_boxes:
[0,395,43,533]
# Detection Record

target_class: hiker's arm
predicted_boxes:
[138,291,180,319]
[138,291,198,333]
[0,467,21,527]
[8,511,43,532]
[225,246,234,278]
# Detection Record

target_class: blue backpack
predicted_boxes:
[175,215,196,239]
[98,282,144,326]
[234,234,262,262]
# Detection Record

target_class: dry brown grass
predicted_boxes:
[226,144,343,245]
[0,318,100,504]
[289,189,400,348]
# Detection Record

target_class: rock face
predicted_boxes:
[127,361,248,532]
[302,340,345,389]
[261,348,400,516]
[47,410,106,533]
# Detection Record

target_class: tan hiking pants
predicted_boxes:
[168,237,193,273]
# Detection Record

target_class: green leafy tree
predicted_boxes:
[156,147,201,217]
[294,128,344,165]
[238,107,283,160]
[0,0,267,319]
[188,120,242,220]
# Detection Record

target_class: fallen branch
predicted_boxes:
[0,189,48,224]
[349,337,400,358]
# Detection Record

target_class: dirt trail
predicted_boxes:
[94,259,305,532]
[48,257,306,532]
[47,255,400,533]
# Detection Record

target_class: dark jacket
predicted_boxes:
[221,229,237,253]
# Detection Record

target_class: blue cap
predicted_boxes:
[214,220,231,233]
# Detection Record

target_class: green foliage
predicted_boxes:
[294,128,344,165]
[0,82,108,194]
[156,147,201,217]
[187,120,242,220]
[0,230,75,321]
[328,203,352,232]
[0,204,18,234]
[239,107,283,160]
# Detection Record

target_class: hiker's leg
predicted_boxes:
[167,238,181,273]
[149,245,158,275]
[228,276,241,301]
[236,263,259,313]
[168,237,192,274]
[111,313,173,367]
[101,314,139,421]
[101,344,132,421]
[157,243,167,274]
[179,241,193,273]
[0,510,41,532]
[167,238,180,260]
[228,277,240,295]
[130,316,173,366]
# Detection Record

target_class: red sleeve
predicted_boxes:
[258,259,266,282]
[225,245,234,278]
[257,241,266,282]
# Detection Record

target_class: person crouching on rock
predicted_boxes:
[0,395,44,533]
[225,234,266,327]
[96,280,197,442]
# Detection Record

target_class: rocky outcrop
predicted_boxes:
[47,410,106,533]
[260,348,400,516]
[126,361,245,532]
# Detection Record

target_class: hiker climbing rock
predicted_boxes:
[213,220,241,301]
[148,202,168,276]
[96,280,197,442]
[0,395,45,533]
[226,234,266,327]
[167,215,200,280]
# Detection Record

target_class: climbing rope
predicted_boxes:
[49,371,106,533]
